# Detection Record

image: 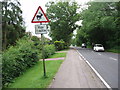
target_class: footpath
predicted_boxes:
[49,48,106,88]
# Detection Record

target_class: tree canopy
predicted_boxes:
[46,1,80,46]
[2,0,25,50]
[76,2,120,49]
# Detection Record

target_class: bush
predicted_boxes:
[2,37,40,87]
[43,44,55,58]
[31,36,41,47]
[54,40,65,51]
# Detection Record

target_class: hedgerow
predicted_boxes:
[2,37,40,87]
[2,36,57,87]
[44,44,55,58]
[54,40,65,51]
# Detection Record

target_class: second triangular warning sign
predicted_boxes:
[31,6,50,23]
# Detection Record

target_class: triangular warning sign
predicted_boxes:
[31,6,50,23]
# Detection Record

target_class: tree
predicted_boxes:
[76,29,87,46]
[76,1,119,49]
[2,0,25,50]
[46,1,80,46]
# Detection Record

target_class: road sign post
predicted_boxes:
[31,6,50,77]
[41,33,46,77]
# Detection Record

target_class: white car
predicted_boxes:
[81,43,86,48]
[93,44,104,51]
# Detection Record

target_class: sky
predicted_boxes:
[19,0,91,39]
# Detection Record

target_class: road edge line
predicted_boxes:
[76,49,112,90]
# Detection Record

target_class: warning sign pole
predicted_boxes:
[31,6,50,77]
[41,23,46,77]
[41,33,46,77]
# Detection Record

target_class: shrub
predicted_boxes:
[2,37,40,87]
[54,40,65,51]
[43,44,55,58]
[31,36,41,47]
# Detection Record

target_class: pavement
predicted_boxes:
[49,48,107,88]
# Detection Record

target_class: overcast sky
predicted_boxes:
[19,0,90,39]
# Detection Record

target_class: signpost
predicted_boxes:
[31,6,50,77]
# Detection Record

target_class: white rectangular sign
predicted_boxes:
[35,24,47,34]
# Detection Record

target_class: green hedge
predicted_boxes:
[2,37,40,87]
[44,44,55,58]
[54,41,65,51]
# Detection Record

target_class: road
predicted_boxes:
[50,49,106,88]
[76,47,118,88]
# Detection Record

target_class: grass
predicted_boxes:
[106,49,120,53]
[48,52,67,58]
[87,45,92,49]
[7,52,67,88]
[7,60,63,88]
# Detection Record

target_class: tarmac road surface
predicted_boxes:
[76,47,118,88]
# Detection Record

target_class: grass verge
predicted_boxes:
[7,60,63,88]
[106,49,120,53]
[48,52,67,58]
[7,52,67,88]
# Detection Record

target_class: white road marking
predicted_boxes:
[109,57,117,61]
[98,53,102,55]
[79,56,82,60]
[85,60,112,90]
[76,50,112,89]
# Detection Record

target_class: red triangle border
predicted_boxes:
[31,6,50,23]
